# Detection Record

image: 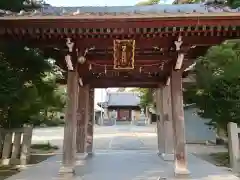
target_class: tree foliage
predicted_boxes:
[131,88,153,108]
[0,0,66,128]
[136,0,160,5]
[175,0,240,8]
[184,43,240,130]
[117,88,126,92]
[0,0,44,12]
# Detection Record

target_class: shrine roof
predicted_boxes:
[106,92,140,107]
[0,4,240,19]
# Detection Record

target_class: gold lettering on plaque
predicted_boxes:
[113,40,135,70]
[121,45,127,65]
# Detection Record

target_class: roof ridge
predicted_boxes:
[1,3,240,17]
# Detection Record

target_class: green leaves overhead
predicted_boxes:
[131,88,153,108]
[184,42,240,130]
[0,0,66,128]
[0,41,65,128]
[0,0,43,12]
[136,0,160,5]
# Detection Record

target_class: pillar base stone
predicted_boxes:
[157,152,163,157]
[161,153,174,161]
[174,167,190,178]
[87,152,94,157]
[59,166,75,174]
[76,152,88,160]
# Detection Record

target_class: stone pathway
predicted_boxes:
[8,124,238,180]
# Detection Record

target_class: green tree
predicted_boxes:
[228,0,240,8]
[184,42,240,130]
[173,0,240,8]
[136,0,160,5]
[0,0,44,11]
[0,41,66,128]
[0,1,66,128]
[117,88,126,92]
[131,88,153,108]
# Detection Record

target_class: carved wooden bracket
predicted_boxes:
[65,54,73,71]
[174,36,183,51]
[174,36,184,70]
[66,38,74,52]
[65,38,75,71]
[175,53,184,70]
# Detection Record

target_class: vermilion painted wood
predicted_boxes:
[1,15,238,86]
[1,16,240,28]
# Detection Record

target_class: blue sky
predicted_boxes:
[46,0,149,6]
[46,0,171,6]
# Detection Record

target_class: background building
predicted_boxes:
[98,92,142,122]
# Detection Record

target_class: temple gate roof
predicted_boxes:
[0,4,240,19]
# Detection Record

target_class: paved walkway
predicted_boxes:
[7,125,239,180]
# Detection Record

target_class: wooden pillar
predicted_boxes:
[76,85,89,155]
[86,88,94,155]
[60,70,78,174]
[170,69,190,176]
[156,88,163,154]
[161,83,174,161]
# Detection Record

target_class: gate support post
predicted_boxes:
[161,83,174,161]
[76,85,90,158]
[60,69,78,174]
[170,68,190,177]
[86,88,94,155]
[227,122,240,173]
[156,87,163,154]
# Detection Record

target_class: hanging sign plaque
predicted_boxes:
[113,39,135,70]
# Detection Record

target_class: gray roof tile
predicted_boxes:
[107,92,140,107]
[40,4,240,14]
[0,4,240,17]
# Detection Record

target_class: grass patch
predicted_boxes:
[29,142,59,165]
[0,166,18,171]
[0,165,19,179]
[210,152,229,167]
[31,142,59,151]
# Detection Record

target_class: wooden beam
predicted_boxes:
[56,61,193,85]
[91,83,159,88]
[1,35,230,50]
[89,59,165,64]
[75,36,228,49]
[1,16,240,29]
[88,75,162,82]
[89,78,162,88]
[87,66,171,74]
[87,54,172,61]
[46,45,207,72]
[86,46,207,62]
